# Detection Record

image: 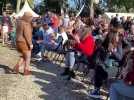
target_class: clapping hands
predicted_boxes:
[73,34,80,43]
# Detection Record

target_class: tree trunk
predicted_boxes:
[0,1,4,14]
[16,0,21,13]
[90,0,94,18]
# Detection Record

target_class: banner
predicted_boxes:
[76,4,85,17]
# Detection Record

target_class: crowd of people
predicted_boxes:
[0,12,16,47]
[0,11,134,100]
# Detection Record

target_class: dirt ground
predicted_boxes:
[0,44,94,100]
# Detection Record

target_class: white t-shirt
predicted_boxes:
[40,27,54,35]
[2,25,8,33]
[63,16,70,28]
[42,27,54,44]
[45,27,54,35]
[56,32,68,45]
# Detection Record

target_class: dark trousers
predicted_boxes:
[94,65,108,88]
[32,39,43,55]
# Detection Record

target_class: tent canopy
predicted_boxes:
[105,12,134,19]
[15,0,39,18]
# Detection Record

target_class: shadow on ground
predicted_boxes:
[0,64,13,74]
[31,61,89,100]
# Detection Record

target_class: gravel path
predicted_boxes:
[0,45,92,100]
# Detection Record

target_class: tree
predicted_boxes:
[107,0,134,12]
[16,0,21,13]
[34,0,46,15]
[89,0,94,18]
[71,0,99,18]
[71,0,85,9]
[0,0,5,14]
[46,0,68,13]
[0,0,15,14]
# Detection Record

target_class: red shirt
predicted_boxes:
[51,16,59,28]
[75,34,95,57]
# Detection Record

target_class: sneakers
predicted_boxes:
[32,54,42,61]
[61,68,76,80]
[89,89,101,99]
[61,68,70,76]
[89,89,106,99]
[65,70,76,80]
[37,52,42,57]
[69,70,76,78]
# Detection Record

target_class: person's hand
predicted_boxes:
[32,22,37,27]
[36,40,42,44]
[130,47,134,51]
[108,43,114,52]
[30,44,33,50]
[51,40,56,45]
[73,34,80,43]
[67,31,72,35]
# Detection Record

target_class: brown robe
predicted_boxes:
[16,18,33,53]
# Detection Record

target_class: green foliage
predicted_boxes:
[36,0,46,15]
[107,0,134,12]
[27,0,34,8]
[20,0,34,9]
[70,0,134,13]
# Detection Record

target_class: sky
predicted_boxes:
[34,0,42,5]
[68,0,75,8]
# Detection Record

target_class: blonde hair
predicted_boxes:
[80,26,91,40]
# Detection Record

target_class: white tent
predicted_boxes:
[15,0,39,18]
[105,12,134,19]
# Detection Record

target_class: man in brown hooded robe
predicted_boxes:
[14,12,33,75]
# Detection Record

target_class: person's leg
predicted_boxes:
[11,35,15,47]
[65,52,76,79]
[110,83,119,100]
[61,52,75,76]
[4,32,8,43]
[38,43,44,56]
[94,65,108,89]
[110,80,134,99]
[2,32,5,45]
[89,65,108,98]
[32,40,39,55]
[13,57,24,73]
[61,52,69,75]
[68,52,76,70]
[13,36,16,47]
[41,44,48,59]
[23,50,32,75]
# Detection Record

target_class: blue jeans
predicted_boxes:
[65,52,75,69]
[110,80,134,100]
[40,43,63,57]
[11,35,16,46]
[32,40,44,55]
